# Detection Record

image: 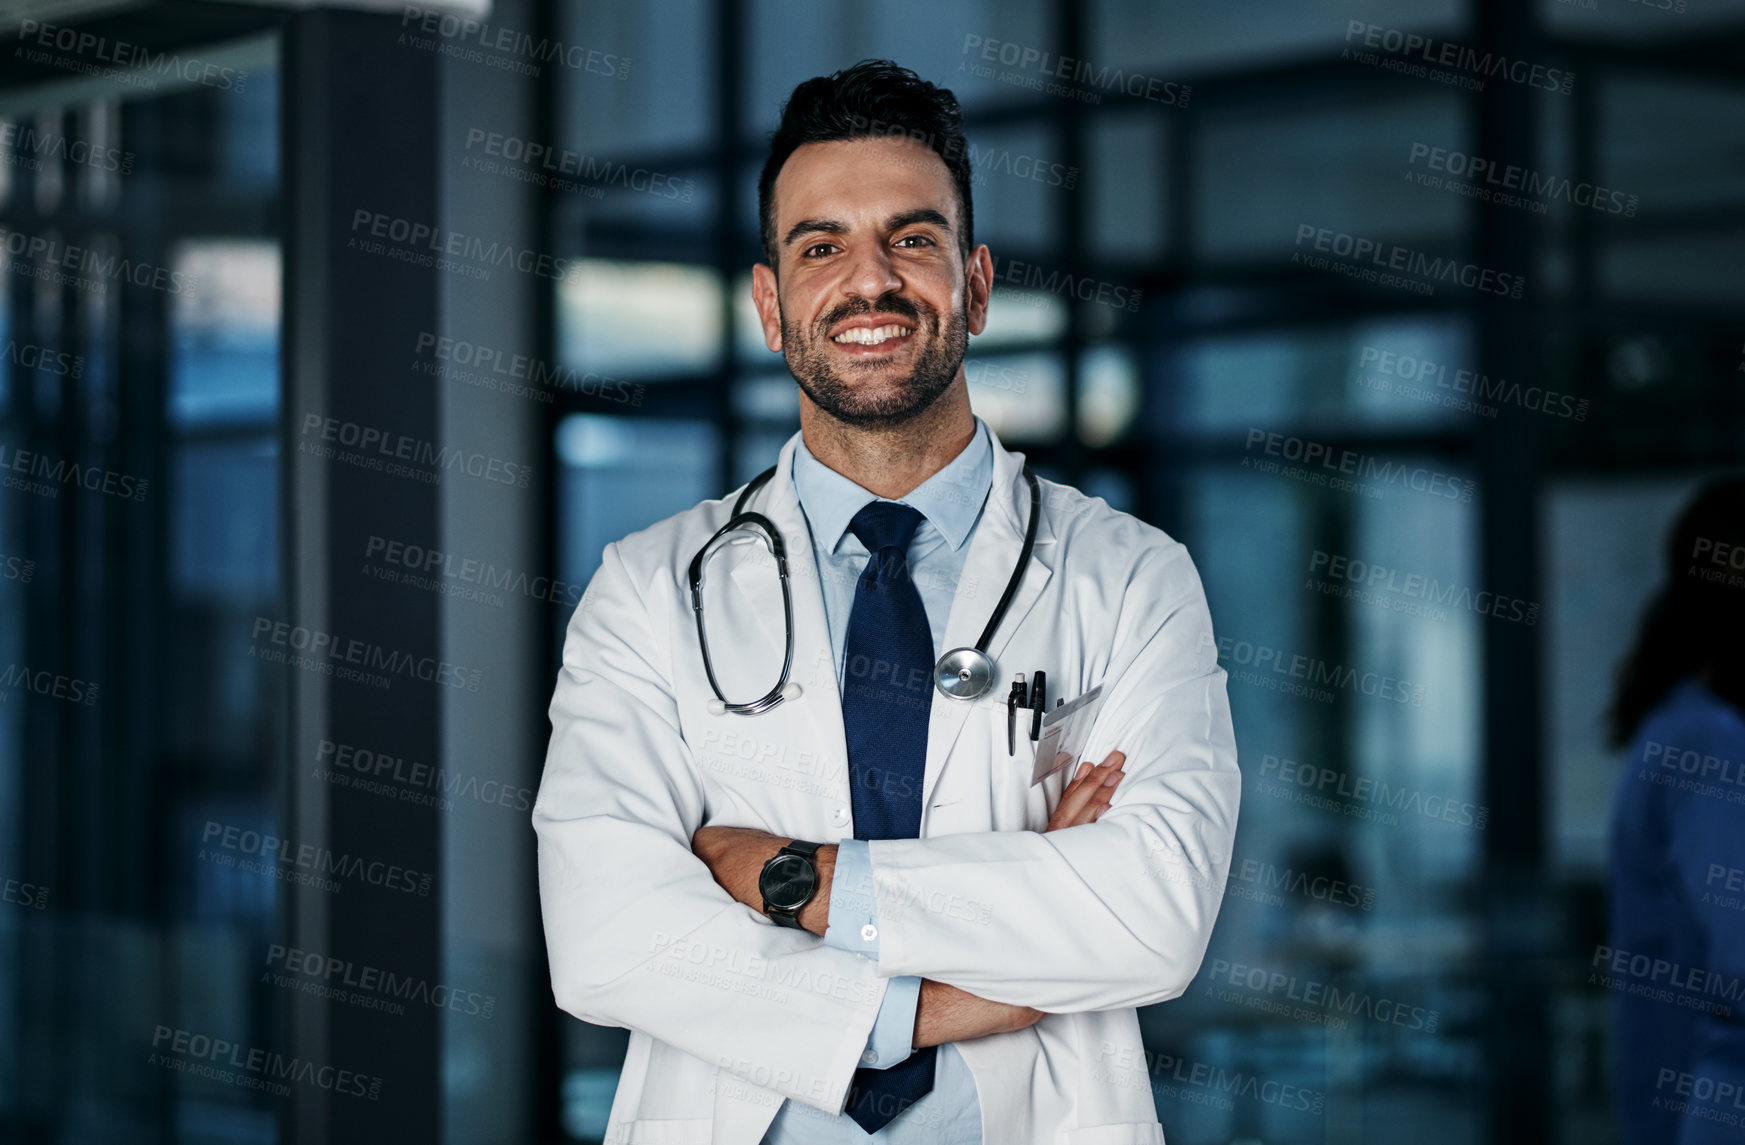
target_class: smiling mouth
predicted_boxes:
[831,324,915,347]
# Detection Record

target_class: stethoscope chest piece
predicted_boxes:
[935,647,995,701]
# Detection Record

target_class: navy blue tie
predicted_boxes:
[840,501,937,1135]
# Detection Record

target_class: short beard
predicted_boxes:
[780,294,968,431]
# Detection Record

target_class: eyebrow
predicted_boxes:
[782,208,954,249]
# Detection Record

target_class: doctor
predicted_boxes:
[534,59,1240,1145]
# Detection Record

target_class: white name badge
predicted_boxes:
[1030,685,1107,787]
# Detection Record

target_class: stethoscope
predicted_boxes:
[688,462,1042,716]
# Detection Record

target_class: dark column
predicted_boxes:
[1474,2,1552,1142]
[282,10,443,1143]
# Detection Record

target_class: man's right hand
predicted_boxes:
[911,751,1126,1049]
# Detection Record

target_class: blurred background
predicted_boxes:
[1,0,1743,1141]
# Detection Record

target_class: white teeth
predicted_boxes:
[832,324,913,346]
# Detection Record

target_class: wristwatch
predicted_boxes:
[758,839,823,928]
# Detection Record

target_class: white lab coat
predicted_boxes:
[534,425,1240,1145]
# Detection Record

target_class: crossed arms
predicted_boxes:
[688,753,1131,1049]
[533,536,1239,1113]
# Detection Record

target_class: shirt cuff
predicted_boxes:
[823,838,880,957]
[858,975,921,1069]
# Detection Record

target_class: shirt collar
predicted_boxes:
[791,416,993,555]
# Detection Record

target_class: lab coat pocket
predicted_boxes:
[987,704,1050,832]
[610,1117,714,1144]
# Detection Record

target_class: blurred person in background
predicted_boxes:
[1606,479,1745,1145]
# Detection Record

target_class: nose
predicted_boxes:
[840,240,903,305]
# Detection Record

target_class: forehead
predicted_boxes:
[771,135,961,230]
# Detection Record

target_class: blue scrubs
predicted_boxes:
[1609,677,1745,1144]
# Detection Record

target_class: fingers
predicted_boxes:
[1045,751,1126,831]
[1091,750,1126,821]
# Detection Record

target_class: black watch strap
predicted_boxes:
[761,839,823,928]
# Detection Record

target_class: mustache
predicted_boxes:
[817,296,930,332]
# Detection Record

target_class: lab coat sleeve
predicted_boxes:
[533,539,888,1116]
[866,539,1241,1013]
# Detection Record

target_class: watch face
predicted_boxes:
[760,854,816,911]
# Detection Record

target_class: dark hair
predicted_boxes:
[1606,478,1745,748]
[757,59,974,270]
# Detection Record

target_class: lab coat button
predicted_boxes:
[861,924,878,942]
[832,806,848,824]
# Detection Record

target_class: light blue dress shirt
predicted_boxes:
[758,418,992,1144]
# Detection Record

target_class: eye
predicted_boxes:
[801,242,837,259]
[895,234,935,249]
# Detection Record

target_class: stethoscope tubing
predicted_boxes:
[691,459,1040,714]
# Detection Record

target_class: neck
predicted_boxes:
[799,382,975,500]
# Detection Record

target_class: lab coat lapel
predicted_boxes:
[724,436,850,786]
[920,428,1056,815]
[720,428,1056,831]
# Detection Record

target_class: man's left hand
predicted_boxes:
[691,826,837,936]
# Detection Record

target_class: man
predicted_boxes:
[534,59,1240,1145]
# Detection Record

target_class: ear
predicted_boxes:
[751,263,783,353]
[965,244,993,336]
